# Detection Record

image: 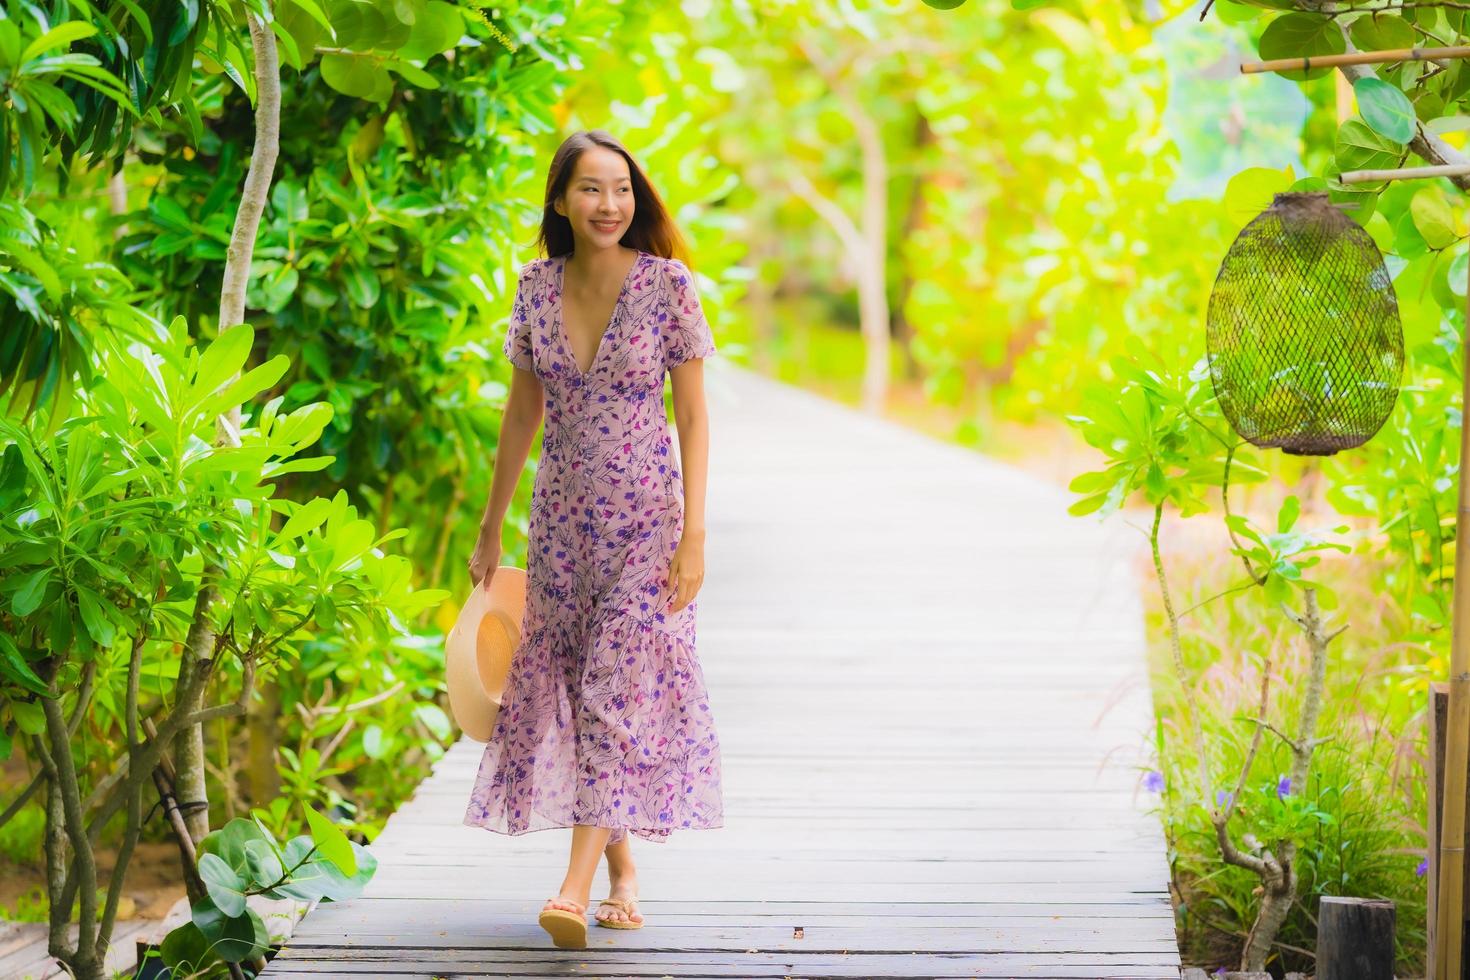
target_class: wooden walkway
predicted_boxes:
[0,917,160,979]
[264,365,1181,978]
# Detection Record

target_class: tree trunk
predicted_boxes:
[174,6,282,847]
[891,111,934,383]
[854,103,890,416]
[1241,588,1339,970]
[246,678,283,804]
[789,36,892,416]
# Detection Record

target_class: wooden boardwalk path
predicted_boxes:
[264,365,1181,978]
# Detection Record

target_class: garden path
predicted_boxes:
[263,364,1181,978]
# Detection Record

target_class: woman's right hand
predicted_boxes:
[468,526,501,591]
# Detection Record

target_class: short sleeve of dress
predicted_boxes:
[660,258,717,370]
[502,262,536,372]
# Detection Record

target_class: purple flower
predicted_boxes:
[1216,789,1234,809]
[1143,770,1165,793]
[1418,857,1430,877]
[1277,776,1292,799]
[1212,969,1226,978]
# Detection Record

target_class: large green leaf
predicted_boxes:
[1412,185,1459,249]
[1334,119,1402,188]
[193,324,254,403]
[344,263,381,307]
[1223,166,1294,228]
[304,805,357,877]
[198,852,247,917]
[0,633,49,695]
[1355,77,1416,144]
[20,21,98,62]
[1349,14,1415,51]
[397,1,463,59]
[11,567,52,616]
[190,899,270,964]
[320,52,390,99]
[1258,12,1346,81]
[159,920,225,975]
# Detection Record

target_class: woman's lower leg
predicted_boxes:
[598,831,642,924]
[546,825,613,913]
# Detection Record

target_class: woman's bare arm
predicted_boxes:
[669,359,710,540]
[480,366,545,535]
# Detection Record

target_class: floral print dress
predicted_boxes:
[463,249,724,844]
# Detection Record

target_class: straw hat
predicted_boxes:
[446,565,527,742]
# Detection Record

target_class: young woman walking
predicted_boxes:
[462,130,724,949]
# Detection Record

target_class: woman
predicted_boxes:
[461,130,724,949]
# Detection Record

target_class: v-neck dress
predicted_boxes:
[463,249,723,844]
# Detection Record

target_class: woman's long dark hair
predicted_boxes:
[536,130,693,267]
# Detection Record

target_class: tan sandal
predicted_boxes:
[538,896,587,948]
[593,895,644,930]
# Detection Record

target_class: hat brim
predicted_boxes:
[447,565,527,742]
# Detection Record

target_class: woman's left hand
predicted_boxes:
[667,534,705,613]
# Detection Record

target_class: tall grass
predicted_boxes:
[1142,541,1429,975]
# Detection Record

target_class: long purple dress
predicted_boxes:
[463,249,724,845]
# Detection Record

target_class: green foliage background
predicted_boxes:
[1,0,1461,973]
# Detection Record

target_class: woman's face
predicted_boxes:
[556,147,635,253]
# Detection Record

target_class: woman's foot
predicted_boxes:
[542,895,586,918]
[539,895,588,948]
[594,874,642,926]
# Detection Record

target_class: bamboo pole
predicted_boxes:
[1320,152,1470,980]
[1436,252,1470,980]
[1237,40,1470,976]
[1241,46,1470,74]
[1341,164,1470,184]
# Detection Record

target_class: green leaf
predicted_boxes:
[313,592,338,629]
[285,0,336,38]
[1413,186,1460,249]
[303,805,357,877]
[11,567,52,616]
[1224,166,1294,228]
[1334,119,1402,189]
[194,355,291,421]
[278,0,323,66]
[385,58,439,90]
[198,853,247,917]
[11,699,46,735]
[1350,13,1415,52]
[160,920,225,974]
[362,724,385,759]
[1355,77,1416,144]
[73,585,115,647]
[193,325,254,406]
[21,21,98,62]
[1258,12,1346,81]
[397,0,463,60]
[190,899,268,963]
[1394,204,1431,259]
[344,263,381,308]
[1277,495,1300,533]
[0,634,49,696]
[244,838,285,885]
[320,52,388,99]
[275,402,334,449]
[414,702,451,741]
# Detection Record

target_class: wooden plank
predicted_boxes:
[261,366,1178,978]
[0,917,158,979]
[263,972,1178,980]
[265,950,1183,977]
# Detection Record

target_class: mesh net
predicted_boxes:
[1206,191,1403,456]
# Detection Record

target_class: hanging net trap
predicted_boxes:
[1205,191,1403,456]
